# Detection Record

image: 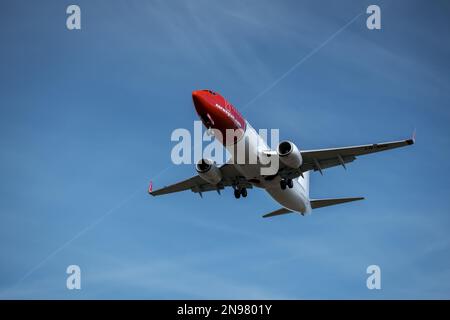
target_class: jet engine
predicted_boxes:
[277,141,303,168]
[195,158,222,185]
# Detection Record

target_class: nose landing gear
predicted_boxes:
[287,179,294,188]
[280,178,294,190]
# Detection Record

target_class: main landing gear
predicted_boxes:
[280,178,293,190]
[234,188,248,199]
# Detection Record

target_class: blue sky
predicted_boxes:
[1,0,449,299]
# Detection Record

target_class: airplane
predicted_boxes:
[149,89,415,218]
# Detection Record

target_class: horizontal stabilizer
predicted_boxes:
[262,207,292,218]
[310,197,364,209]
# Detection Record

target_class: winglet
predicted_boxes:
[148,181,153,194]
[407,129,416,145]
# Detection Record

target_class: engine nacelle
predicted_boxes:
[277,141,303,168]
[195,158,222,185]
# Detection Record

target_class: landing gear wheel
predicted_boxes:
[241,188,248,198]
[280,179,287,190]
[234,189,241,199]
[287,179,293,189]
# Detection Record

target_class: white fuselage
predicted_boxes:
[224,121,312,215]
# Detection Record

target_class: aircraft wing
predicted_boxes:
[149,163,252,196]
[300,137,414,173]
[278,136,415,178]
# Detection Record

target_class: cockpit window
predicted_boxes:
[204,90,216,95]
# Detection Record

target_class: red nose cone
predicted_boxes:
[191,90,202,107]
[192,90,208,118]
[192,89,246,145]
